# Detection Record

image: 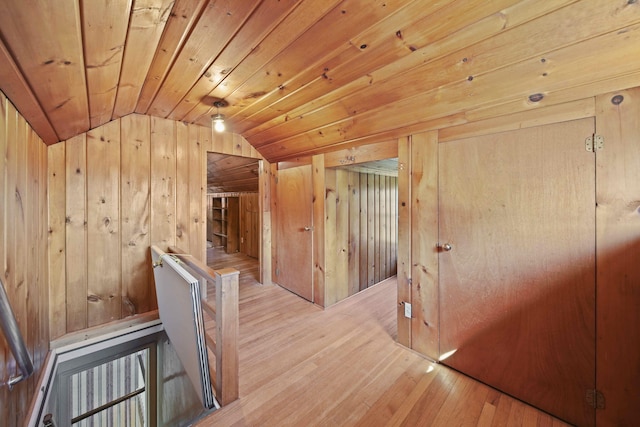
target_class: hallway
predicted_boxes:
[199,248,568,426]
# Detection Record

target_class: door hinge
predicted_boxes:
[586,389,605,409]
[275,268,280,277]
[585,134,604,152]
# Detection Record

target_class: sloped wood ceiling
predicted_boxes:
[0,0,639,162]
[207,152,259,193]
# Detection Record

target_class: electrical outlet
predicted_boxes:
[404,302,412,318]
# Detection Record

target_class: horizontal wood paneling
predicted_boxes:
[324,168,397,306]
[0,91,49,426]
[48,115,261,337]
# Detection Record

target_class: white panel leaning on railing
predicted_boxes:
[151,245,239,407]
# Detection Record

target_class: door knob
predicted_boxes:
[303,226,314,231]
[438,243,453,252]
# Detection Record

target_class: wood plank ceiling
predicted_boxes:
[207,152,259,193]
[1,0,639,163]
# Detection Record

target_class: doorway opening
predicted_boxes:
[326,157,399,303]
[206,153,261,280]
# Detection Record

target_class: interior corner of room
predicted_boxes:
[1,1,639,426]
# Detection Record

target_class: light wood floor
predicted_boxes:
[198,248,570,427]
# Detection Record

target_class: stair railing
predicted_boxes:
[0,276,34,389]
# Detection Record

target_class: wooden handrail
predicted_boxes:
[168,247,239,405]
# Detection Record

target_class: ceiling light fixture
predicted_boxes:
[211,100,227,133]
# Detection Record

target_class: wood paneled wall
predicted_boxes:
[0,91,49,425]
[324,169,397,306]
[239,193,259,259]
[48,114,263,339]
[206,192,260,259]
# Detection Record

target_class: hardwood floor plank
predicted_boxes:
[477,401,497,427]
[198,247,571,427]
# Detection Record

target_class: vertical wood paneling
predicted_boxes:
[233,133,245,157]
[311,154,325,306]
[335,170,349,302]
[199,126,211,262]
[239,193,259,258]
[65,134,87,332]
[410,131,439,359]
[38,137,49,370]
[86,122,121,326]
[348,171,360,296]
[390,176,397,274]
[595,88,640,426]
[175,121,190,251]
[324,168,338,306]
[150,116,176,250]
[12,104,28,414]
[189,124,204,262]
[373,174,381,284]
[120,114,151,316]
[47,116,256,337]
[269,162,278,284]
[0,92,49,425]
[48,143,66,339]
[239,195,247,255]
[323,167,398,306]
[359,173,368,292]
[367,173,375,288]
[227,196,240,253]
[379,175,387,279]
[222,133,234,154]
[209,132,263,159]
[259,159,272,285]
[26,125,39,398]
[397,137,412,347]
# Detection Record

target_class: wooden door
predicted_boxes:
[595,88,640,426]
[439,119,596,427]
[275,165,313,301]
